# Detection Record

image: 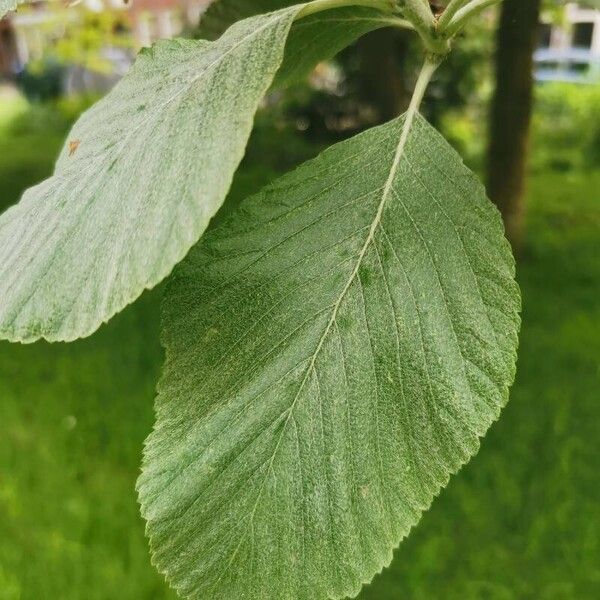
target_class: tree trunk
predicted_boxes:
[356,29,410,123]
[487,0,541,250]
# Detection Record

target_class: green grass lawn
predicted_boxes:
[0,96,70,203]
[0,97,598,599]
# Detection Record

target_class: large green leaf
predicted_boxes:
[0,7,303,343]
[138,114,520,599]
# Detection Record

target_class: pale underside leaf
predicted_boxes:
[138,114,520,600]
[0,6,302,343]
[198,1,393,88]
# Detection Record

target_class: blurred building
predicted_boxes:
[536,2,600,83]
[124,0,210,48]
[0,0,211,79]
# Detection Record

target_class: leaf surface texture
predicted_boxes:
[197,0,392,88]
[0,7,301,342]
[138,114,521,600]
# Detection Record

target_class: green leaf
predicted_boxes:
[198,0,395,88]
[138,114,520,599]
[0,7,302,343]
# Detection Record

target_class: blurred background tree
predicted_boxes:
[487,0,542,249]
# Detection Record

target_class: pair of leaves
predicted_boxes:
[138,113,520,599]
[0,3,390,342]
[0,2,521,599]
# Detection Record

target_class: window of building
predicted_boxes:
[572,22,594,49]
[538,23,552,48]
[569,61,589,74]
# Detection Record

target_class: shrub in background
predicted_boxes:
[532,82,600,172]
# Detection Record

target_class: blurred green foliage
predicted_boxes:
[532,83,600,172]
[0,97,65,199]
[23,6,132,75]
[0,86,598,598]
[15,6,131,102]
[0,95,97,200]
[16,59,65,103]
[51,9,132,74]
[437,83,600,174]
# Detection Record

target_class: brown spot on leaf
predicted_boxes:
[68,140,81,156]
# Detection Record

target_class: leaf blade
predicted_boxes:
[138,114,520,600]
[0,7,302,342]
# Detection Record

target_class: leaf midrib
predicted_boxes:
[223,116,417,576]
